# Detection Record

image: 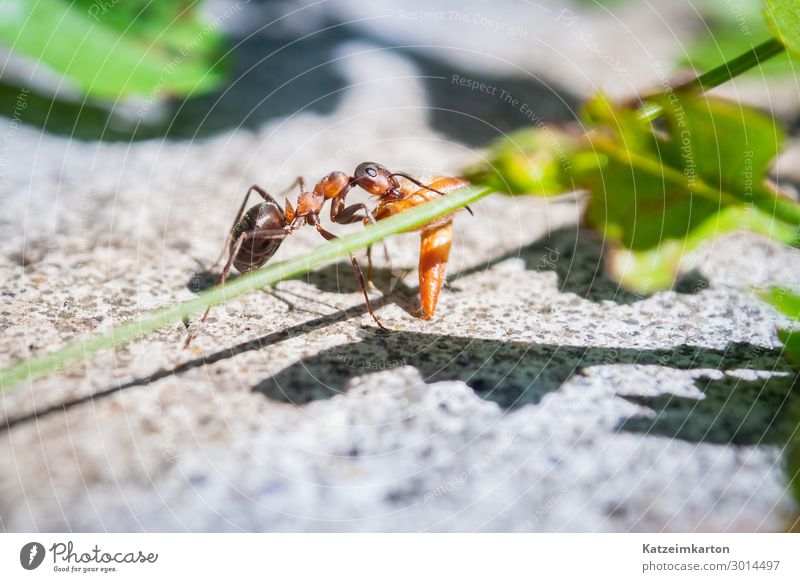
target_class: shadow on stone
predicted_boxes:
[453,226,709,305]
[0,294,388,432]
[254,331,790,410]
[303,262,423,317]
[187,269,228,293]
[398,49,579,147]
[619,373,800,445]
[2,12,580,144]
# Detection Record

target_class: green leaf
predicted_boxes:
[464,127,589,196]
[760,287,800,319]
[464,92,800,294]
[758,287,800,367]
[764,0,800,58]
[577,93,799,293]
[777,329,800,368]
[684,30,794,79]
[0,0,227,100]
[607,205,796,293]
[686,0,794,78]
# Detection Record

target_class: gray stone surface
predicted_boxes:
[1,0,799,532]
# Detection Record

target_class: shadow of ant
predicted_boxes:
[1,226,752,434]
[0,294,388,432]
[188,225,709,317]
[187,260,424,319]
[4,303,792,435]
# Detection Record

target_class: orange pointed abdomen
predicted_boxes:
[419,222,453,319]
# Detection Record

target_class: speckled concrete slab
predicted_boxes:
[1,0,799,532]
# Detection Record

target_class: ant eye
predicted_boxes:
[366,167,378,178]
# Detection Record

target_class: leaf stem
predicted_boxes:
[675,38,786,94]
[0,184,492,392]
[638,38,786,122]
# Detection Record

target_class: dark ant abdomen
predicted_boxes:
[231,202,285,273]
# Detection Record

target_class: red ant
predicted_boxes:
[333,163,470,320]
[187,163,469,345]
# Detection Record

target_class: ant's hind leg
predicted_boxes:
[211,182,303,269]
[212,185,268,269]
[185,227,292,348]
[186,233,249,348]
[204,227,292,322]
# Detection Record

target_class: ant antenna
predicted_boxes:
[390,172,474,216]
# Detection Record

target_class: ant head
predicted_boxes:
[353,162,398,196]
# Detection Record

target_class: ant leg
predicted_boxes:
[205,226,293,319]
[211,188,254,269]
[331,202,378,225]
[314,224,388,332]
[333,205,392,288]
[363,243,392,289]
[211,182,303,269]
[275,176,306,198]
[185,226,293,347]
[212,185,272,269]
[366,245,374,288]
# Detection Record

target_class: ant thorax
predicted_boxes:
[294,190,324,218]
[314,171,350,200]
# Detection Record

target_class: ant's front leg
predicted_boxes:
[330,200,379,225]
[363,243,394,290]
[330,195,390,288]
[329,187,379,225]
[313,222,388,332]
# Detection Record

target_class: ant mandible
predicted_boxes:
[190,163,468,344]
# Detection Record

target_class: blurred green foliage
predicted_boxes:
[761,288,800,368]
[0,0,227,100]
[759,287,800,504]
[468,0,800,296]
[684,0,794,78]
[469,93,800,294]
[464,127,590,197]
[764,0,800,58]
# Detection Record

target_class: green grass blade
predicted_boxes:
[0,184,492,392]
[637,38,786,122]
